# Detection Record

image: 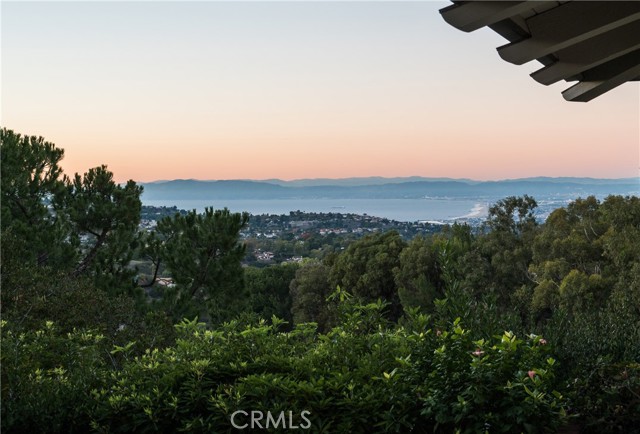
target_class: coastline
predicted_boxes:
[449,202,489,220]
[141,198,482,223]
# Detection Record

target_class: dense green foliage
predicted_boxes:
[1,307,565,433]
[1,129,144,296]
[0,129,70,268]
[245,263,299,327]
[240,211,439,264]
[330,231,406,320]
[2,128,639,432]
[290,261,334,331]
[149,208,250,322]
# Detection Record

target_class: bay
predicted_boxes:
[141,198,489,223]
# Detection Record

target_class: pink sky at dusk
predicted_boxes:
[2,1,639,183]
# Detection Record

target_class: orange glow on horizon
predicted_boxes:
[3,1,638,184]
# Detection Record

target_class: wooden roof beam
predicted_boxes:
[498,1,640,65]
[531,20,640,85]
[440,1,547,33]
[562,50,640,102]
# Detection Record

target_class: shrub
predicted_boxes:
[1,320,108,433]
[2,308,567,432]
[408,319,565,433]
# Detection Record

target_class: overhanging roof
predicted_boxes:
[440,1,640,102]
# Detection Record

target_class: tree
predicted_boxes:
[1,128,144,294]
[486,195,538,236]
[60,165,143,295]
[394,226,473,313]
[329,231,406,320]
[289,261,333,331]
[394,235,443,312]
[528,195,637,323]
[470,196,539,308]
[0,128,73,269]
[153,207,249,322]
[245,263,299,326]
[1,128,148,331]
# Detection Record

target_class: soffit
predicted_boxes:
[440,0,640,102]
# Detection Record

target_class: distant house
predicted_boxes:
[156,277,176,288]
[256,251,275,262]
[290,220,316,229]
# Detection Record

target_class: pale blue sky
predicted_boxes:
[2,1,638,181]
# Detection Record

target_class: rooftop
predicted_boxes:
[440,1,640,101]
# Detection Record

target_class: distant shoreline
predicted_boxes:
[141,198,482,223]
[450,202,489,220]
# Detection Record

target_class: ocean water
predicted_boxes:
[142,198,489,223]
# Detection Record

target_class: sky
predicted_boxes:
[2,1,639,183]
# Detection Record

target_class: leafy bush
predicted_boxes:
[1,321,108,433]
[2,302,567,433]
[567,361,640,434]
[409,319,564,433]
[542,302,640,433]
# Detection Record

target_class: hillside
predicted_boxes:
[140,177,639,200]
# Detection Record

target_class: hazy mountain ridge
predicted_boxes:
[257,176,478,187]
[257,176,637,187]
[140,177,639,201]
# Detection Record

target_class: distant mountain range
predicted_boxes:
[140,177,639,201]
